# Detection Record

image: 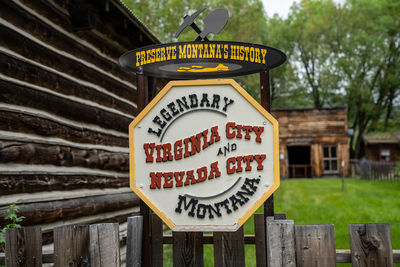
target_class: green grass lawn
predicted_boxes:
[164,178,400,266]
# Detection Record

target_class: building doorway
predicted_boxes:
[288,146,311,178]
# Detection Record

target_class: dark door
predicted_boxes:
[288,146,311,178]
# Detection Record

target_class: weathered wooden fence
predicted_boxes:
[359,159,399,181]
[1,214,399,266]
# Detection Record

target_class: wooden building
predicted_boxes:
[0,0,162,248]
[272,108,350,178]
[361,132,400,162]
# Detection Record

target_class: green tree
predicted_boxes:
[270,0,399,158]
[334,0,400,157]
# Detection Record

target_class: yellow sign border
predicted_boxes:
[129,79,280,230]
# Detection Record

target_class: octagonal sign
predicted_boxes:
[130,79,279,231]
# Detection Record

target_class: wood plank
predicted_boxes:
[349,223,393,267]
[89,223,120,267]
[54,225,89,267]
[163,234,258,244]
[272,108,348,138]
[1,250,53,265]
[126,216,143,267]
[336,249,351,263]
[0,52,135,115]
[295,224,336,267]
[0,141,129,171]
[274,213,287,220]
[254,213,267,267]
[0,25,137,104]
[213,227,245,267]
[0,80,132,132]
[266,217,296,267]
[5,226,42,267]
[0,191,139,225]
[173,231,203,267]
[151,214,164,267]
[0,174,128,195]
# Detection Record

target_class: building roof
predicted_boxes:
[363,131,400,145]
[112,0,161,44]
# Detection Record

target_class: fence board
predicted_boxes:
[126,216,143,267]
[274,213,287,220]
[254,214,267,267]
[151,214,164,267]
[266,217,296,267]
[359,159,398,180]
[214,227,245,267]
[349,223,393,267]
[173,231,203,267]
[5,226,42,267]
[53,225,89,267]
[295,224,336,267]
[89,223,120,267]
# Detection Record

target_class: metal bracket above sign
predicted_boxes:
[175,8,229,41]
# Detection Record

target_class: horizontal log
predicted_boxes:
[0,80,132,132]
[0,25,137,104]
[20,0,128,60]
[0,191,139,225]
[19,0,147,54]
[0,141,129,171]
[0,174,129,195]
[0,0,137,87]
[0,109,128,147]
[1,52,135,115]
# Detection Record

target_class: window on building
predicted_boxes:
[323,145,338,173]
[380,149,391,161]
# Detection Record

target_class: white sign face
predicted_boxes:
[130,79,279,231]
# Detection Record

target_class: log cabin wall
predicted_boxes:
[272,108,349,178]
[0,0,162,246]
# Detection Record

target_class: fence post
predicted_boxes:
[89,223,120,267]
[53,225,89,267]
[266,217,296,267]
[173,232,203,266]
[214,227,245,266]
[5,226,42,267]
[151,214,164,267]
[126,216,143,267]
[254,214,267,267]
[349,223,393,267]
[295,224,336,267]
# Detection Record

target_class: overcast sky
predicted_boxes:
[262,0,346,18]
[262,0,299,18]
